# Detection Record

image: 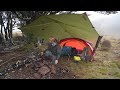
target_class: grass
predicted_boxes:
[112,72,120,78]
[61,60,108,79]
[16,43,34,52]
[98,67,108,75]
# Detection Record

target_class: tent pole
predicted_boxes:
[92,36,103,56]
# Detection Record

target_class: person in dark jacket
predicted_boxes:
[45,36,61,64]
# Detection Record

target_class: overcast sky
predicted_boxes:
[74,11,120,38]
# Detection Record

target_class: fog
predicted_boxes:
[88,11,120,38]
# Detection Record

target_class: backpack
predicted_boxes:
[61,46,72,56]
[81,47,92,62]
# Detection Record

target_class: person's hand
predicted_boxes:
[55,60,58,64]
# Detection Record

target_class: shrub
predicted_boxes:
[101,40,111,51]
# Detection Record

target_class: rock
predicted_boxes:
[0,72,3,76]
[19,68,22,71]
[36,58,41,61]
[108,73,112,75]
[34,62,41,68]
[25,63,31,67]
[38,65,50,75]
[33,73,41,79]
[114,51,120,54]
[24,59,31,64]
[34,67,39,71]
[39,62,44,67]
[41,74,51,79]
[42,60,49,65]
[26,76,36,79]
[28,55,35,59]
[4,48,9,51]
[51,65,56,74]
[0,60,3,62]
[41,52,44,56]
[12,71,15,73]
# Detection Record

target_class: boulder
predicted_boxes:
[51,65,56,74]
[38,65,50,75]
[33,73,41,79]
[42,60,49,65]
[0,60,3,62]
[39,62,44,67]
[34,62,41,68]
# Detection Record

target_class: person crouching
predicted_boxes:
[44,36,61,65]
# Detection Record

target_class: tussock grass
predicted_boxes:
[101,40,111,51]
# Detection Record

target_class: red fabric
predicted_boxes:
[59,38,93,55]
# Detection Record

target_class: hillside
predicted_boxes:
[1,37,120,79]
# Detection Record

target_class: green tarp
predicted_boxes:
[21,13,99,47]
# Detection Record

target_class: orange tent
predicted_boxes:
[58,38,94,55]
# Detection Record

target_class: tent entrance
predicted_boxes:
[59,38,93,55]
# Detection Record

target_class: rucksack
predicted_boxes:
[61,46,72,56]
[81,47,92,62]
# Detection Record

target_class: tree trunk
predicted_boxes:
[0,13,6,46]
[0,22,4,45]
[0,24,3,35]
[0,14,4,37]
[9,13,14,46]
[4,27,8,41]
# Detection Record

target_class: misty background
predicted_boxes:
[89,11,120,38]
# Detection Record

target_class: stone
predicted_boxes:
[25,63,31,67]
[19,68,22,71]
[33,73,41,79]
[4,48,9,51]
[39,62,44,67]
[34,62,41,68]
[51,65,56,74]
[12,71,15,73]
[24,59,31,64]
[38,65,50,75]
[30,77,36,79]
[42,60,49,65]
[0,60,3,62]
[34,67,39,71]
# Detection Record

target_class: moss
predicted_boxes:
[113,72,120,78]
[99,68,108,75]
[110,63,118,68]
[88,75,99,79]
[114,62,120,69]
